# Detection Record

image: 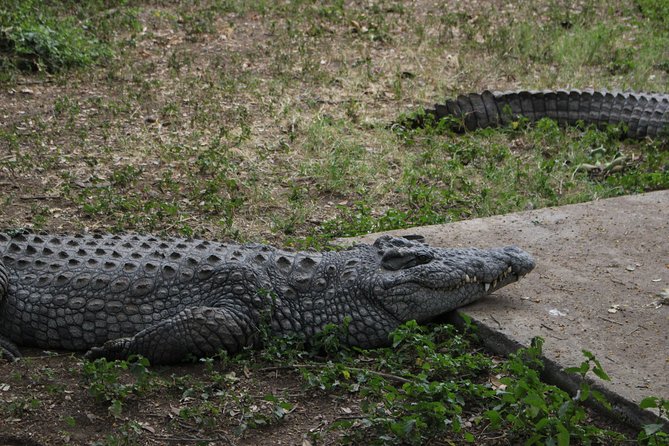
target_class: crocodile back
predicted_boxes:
[0,232,272,350]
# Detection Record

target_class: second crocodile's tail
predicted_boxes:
[426,90,669,139]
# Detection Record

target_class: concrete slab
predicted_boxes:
[348,190,669,427]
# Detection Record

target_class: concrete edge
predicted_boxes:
[444,310,669,432]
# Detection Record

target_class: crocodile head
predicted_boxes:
[364,235,535,323]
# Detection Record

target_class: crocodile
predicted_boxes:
[0,232,534,364]
[419,89,669,138]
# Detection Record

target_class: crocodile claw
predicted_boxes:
[84,338,131,362]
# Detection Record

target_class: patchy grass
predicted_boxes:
[1,0,667,246]
[0,0,139,75]
[1,0,668,444]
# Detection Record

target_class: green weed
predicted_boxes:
[93,421,143,446]
[0,395,41,418]
[82,356,154,418]
[0,0,112,72]
[636,0,669,24]
[233,394,295,436]
[492,338,622,445]
[637,397,669,445]
[303,323,627,445]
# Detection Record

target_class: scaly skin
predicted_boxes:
[0,232,534,364]
[423,89,669,138]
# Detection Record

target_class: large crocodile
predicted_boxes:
[420,89,669,138]
[0,232,534,364]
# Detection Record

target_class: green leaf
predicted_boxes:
[564,363,589,376]
[523,391,548,412]
[390,418,416,437]
[643,423,664,436]
[581,350,610,381]
[279,401,294,411]
[590,390,611,410]
[557,401,572,418]
[331,419,354,430]
[639,396,659,409]
[556,421,570,446]
[534,417,550,430]
[108,399,123,418]
[463,431,476,442]
[592,364,610,381]
[526,432,545,445]
[263,394,278,403]
[484,409,502,428]
[530,336,544,352]
[581,350,595,361]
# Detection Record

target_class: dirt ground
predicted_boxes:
[0,349,359,445]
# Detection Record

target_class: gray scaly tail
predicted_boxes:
[426,90,669,138]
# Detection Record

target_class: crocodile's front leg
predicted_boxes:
[0,259,21,361]
[85,306,260,364]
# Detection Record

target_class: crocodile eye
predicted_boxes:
[416,253,433,265]
[381,250,433,271]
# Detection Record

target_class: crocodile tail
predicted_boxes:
[431,89,669,138]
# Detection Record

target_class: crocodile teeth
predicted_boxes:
[507,266,512,273]
[464,274,470,283]
[484,283,491,292]
[492,280,497,288]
